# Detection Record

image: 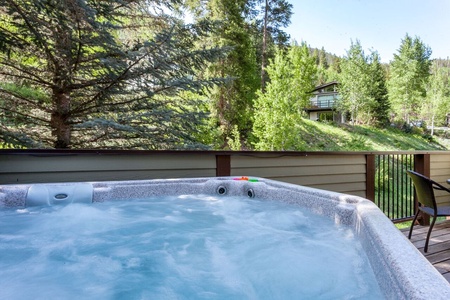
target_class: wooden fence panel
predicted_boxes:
[430,153,450,206]
[230,154,367,196]
[0,153,216,184]
[2,150,450,209]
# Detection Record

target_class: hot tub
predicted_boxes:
[1,177,449,299]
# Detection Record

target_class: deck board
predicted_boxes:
[401,220,450,283]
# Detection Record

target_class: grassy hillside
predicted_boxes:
[297,119,448,151]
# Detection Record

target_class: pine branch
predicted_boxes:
[6,0,57,67]
[0,62,53,87]
[0,105,50,125]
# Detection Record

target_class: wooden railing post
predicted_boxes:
[366,154,375,201]
[216,155,231,177]
[414,153,430,177]
[415,154,431,225]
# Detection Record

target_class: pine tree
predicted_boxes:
[325,55,341,82]
[186,0,260,149]
[311,47,327,85]
[367,52,390,127]
[0,0,224,149]
[257,0,293,92]
[318,47,329,69]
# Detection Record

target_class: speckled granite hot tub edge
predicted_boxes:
[1,176,450,299]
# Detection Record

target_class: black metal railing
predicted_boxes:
[310,98,335,108]
[310,94,340,109]
[375,154,415,222]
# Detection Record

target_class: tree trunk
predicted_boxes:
[51,24,72,149]
[261,0,269,93]
[51,90,71,148]
[431,115,435,136]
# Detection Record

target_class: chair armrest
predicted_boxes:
[433,182,450,194]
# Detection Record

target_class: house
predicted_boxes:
[305,81,344,123]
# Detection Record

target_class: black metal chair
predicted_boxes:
[406,170,450,252]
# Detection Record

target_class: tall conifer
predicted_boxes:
[0,0,224,149]
[368,52,389,127]
[186,0,260,149]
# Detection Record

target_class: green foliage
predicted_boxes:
[257,0,293,46]
[422,60,450,134]
[311,46,338,85]
[253,48,297,150]
[253,44,316,150]
[338,40,375,125]
[1,1,447,151]
[256,0,293,91]
[318,47,329,69]
[187,0,260,149]
[294,119,446,151]
[288,42,318,109]
[388,34,432,123]
[367,52,390,127]
[0,0,224,149]
[345,135,368,150]
[374,154,414,220]
[226,125,242,150]
[338,41,389,126]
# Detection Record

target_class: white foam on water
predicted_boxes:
[0,196,384,299]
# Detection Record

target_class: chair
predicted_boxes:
[406,170,450,252]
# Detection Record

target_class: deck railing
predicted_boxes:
[310,99,335,108]
[375,154,415,222]
[1,150,449,223]
[310,94,340,108]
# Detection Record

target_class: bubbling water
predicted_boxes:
[0,195,384,299]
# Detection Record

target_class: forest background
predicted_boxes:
[1,0,449,151]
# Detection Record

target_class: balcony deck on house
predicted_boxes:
[309,94,338,109]
[401,220,450,283]
[307,81,341,121]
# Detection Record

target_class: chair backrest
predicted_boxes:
[406,170,437,210]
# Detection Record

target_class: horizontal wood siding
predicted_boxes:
[0,154,216,184]
[430,153,450,206]
[230,154,367,197]
[2,151,450,204]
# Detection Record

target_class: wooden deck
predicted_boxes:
[401,220,450,283]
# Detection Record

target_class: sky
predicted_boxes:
[285,0,450,63]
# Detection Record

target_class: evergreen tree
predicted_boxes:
[312,48,320,65]
[0,0,224,149]
[253,43,316,150]
[367,51,390,127]
[311,47,328,85]
[186,0,260,149]
[256,0,293,92]
[325,55,341,83]
[318,47,329,69]
[388,34,432,123]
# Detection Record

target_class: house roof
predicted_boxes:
[311,81,339,92]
